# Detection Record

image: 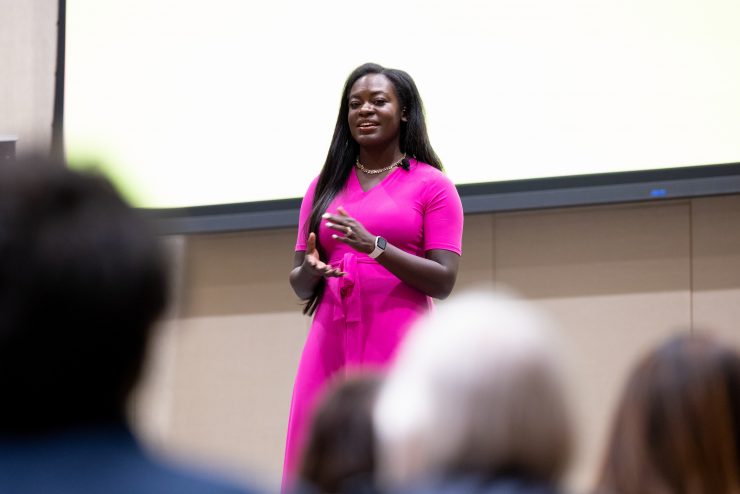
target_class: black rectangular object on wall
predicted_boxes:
[0,137,16,164]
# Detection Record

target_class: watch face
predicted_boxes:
[377,236,387,250]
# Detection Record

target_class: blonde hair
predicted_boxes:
[374,288,573,487]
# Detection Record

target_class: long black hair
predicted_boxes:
[303,63,443,315]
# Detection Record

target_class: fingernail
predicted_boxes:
[326,222,334,228]
[331,234,338,239]
[322,213,330,218]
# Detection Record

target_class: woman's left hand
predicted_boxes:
[323,206,375,254]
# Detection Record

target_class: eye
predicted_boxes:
[349,100,361,109]
[373,98,387,106]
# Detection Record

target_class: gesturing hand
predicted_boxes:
[303,232,346,278]
[323,206,375,255]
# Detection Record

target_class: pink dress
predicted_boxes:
[283,159,464,485]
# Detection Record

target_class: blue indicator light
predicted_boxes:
[650,188,668,197]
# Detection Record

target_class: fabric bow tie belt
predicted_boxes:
[329,252,375,324]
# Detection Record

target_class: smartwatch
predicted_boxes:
[369,236,387,259]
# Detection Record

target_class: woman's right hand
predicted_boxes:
[303,232,346,278]
[290,232,345,300]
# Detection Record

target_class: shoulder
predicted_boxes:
[482,479,563,494]
[136,460,260,494]
[0,426,262,494]
[410,160,457,191]
[397,476,562,494]
[305,175,320,194]
[101,435,262,494]
[407,160,460,205]
[410,160,450,182]
[299,176,321,204]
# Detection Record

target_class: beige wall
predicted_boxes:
[5,2,740,490]
[0,0,57,153]
[131,197,740,490]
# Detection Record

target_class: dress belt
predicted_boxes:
[329,252,375,324]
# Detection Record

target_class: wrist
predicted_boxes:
[302,260,325,278]
[369,236,387,259]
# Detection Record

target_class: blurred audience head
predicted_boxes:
[0,155,168,435]
[298,372,383,494]
[596,333,740,494]
[374,288,573,489]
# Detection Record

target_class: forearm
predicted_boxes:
[321,209,460,300]
[375,244,458,299]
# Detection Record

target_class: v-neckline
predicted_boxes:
[351,159,411,194]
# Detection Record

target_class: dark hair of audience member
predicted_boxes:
[721,341,740,474]
[595,333,740,494]
[298,373,383,494]
[0,156,168,436]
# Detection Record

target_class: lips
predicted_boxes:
[357,121,379,128]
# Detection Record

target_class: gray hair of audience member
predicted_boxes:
[373,288,573,487]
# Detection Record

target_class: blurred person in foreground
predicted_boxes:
[374,288,574,494]
[0,156,259,494]
[594,333,740,494]
[297,373,383,494]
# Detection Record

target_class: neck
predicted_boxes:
[358,144,404,170]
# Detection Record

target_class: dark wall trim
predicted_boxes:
[51,0,66,159]
[144,162,740,235]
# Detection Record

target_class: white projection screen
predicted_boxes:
[63,0,740,232]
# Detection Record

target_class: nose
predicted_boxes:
[359,102,374,115]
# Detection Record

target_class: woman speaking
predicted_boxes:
[285,62,464,487]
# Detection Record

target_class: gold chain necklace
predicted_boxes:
[355,154,406,175]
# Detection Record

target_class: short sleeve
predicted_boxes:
[295,177,319,251]
[422,174,463,255]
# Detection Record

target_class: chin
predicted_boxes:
[353,135,387,148]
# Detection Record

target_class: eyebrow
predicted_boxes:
[349,90,391,99]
